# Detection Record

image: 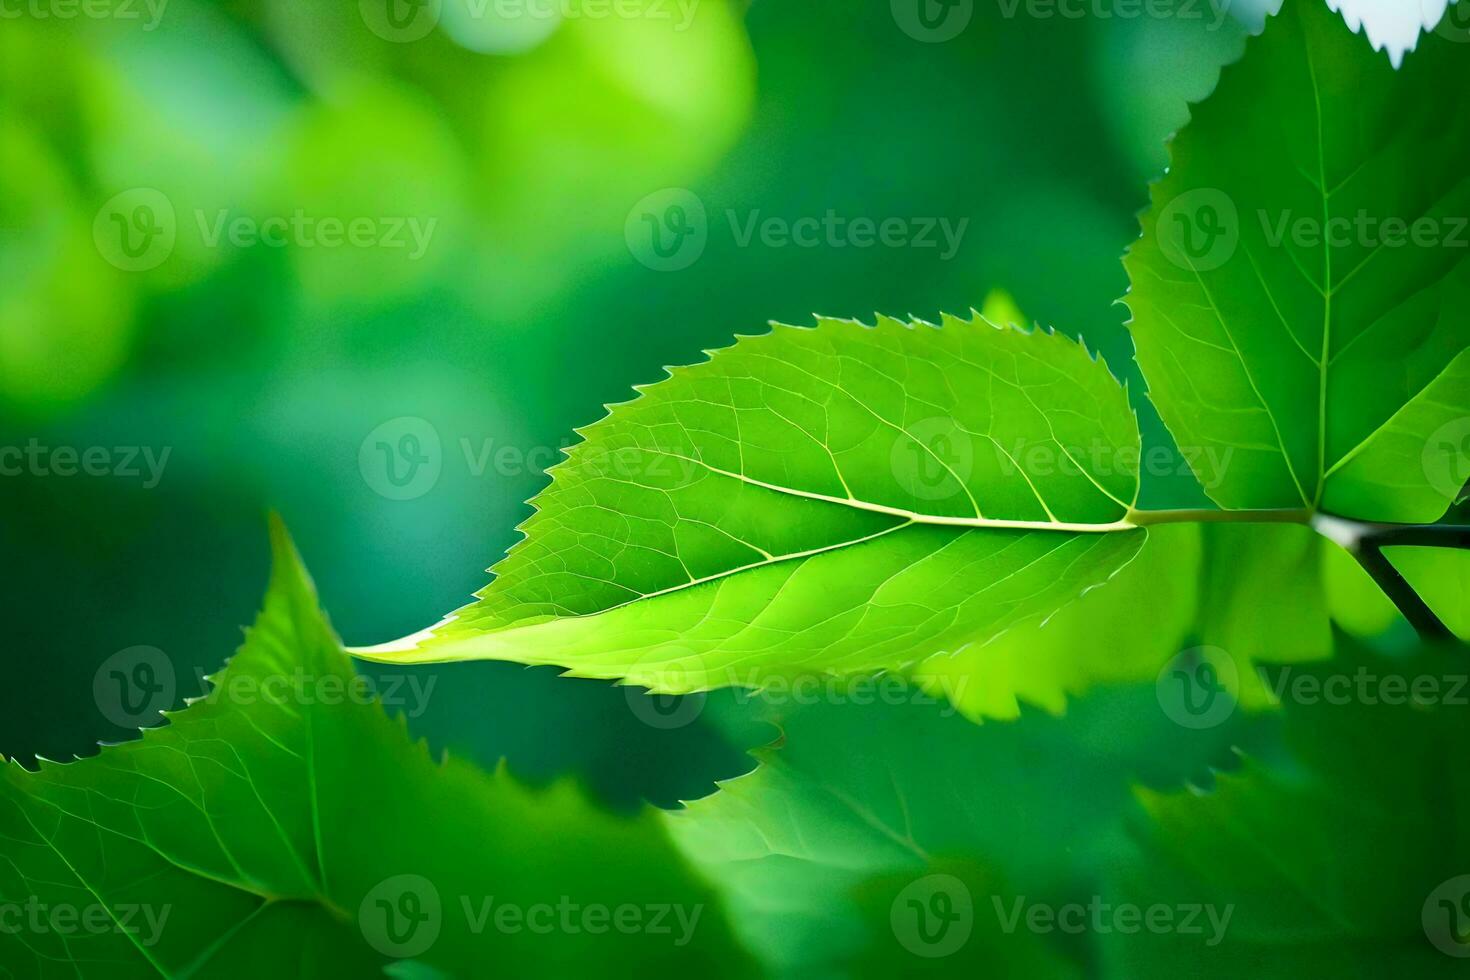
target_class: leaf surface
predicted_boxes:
[1105,644,1470,975]
[0,521,750,977]
[668,687,1259,975]
[357,315,1149,692]
[1124,0,1470,522]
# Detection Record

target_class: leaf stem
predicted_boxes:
[1126,507,1311,527]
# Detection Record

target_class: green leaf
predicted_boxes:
[0,519,751,977]
[1105,643,1470,975]
[667,686,1259,975]
[1386,546,1470,640]
[1195,523,1333,707]
[914,523,1201,721]
[356,314,1150,692]
[1321,536,1401,636]
[1124,0,1470,522]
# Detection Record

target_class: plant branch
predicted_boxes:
[1310,513,1468,641]
[1347,543,1452,641]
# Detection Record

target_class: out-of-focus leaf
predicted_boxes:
[1105,643,1470,975]
[668,686,1260,975]
[0,520,751,977]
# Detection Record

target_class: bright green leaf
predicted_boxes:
[357,314,1151,692]
[915,523,1201,721]
[1387,546,1470,640]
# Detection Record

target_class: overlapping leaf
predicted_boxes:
[667,686,1260,976]
[0,521,750,977]
[1105,644,1470,975]
[1125,0,1470,521]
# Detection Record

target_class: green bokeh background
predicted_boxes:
[1,0,1271,807]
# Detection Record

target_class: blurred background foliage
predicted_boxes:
[3,0,1275,807]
